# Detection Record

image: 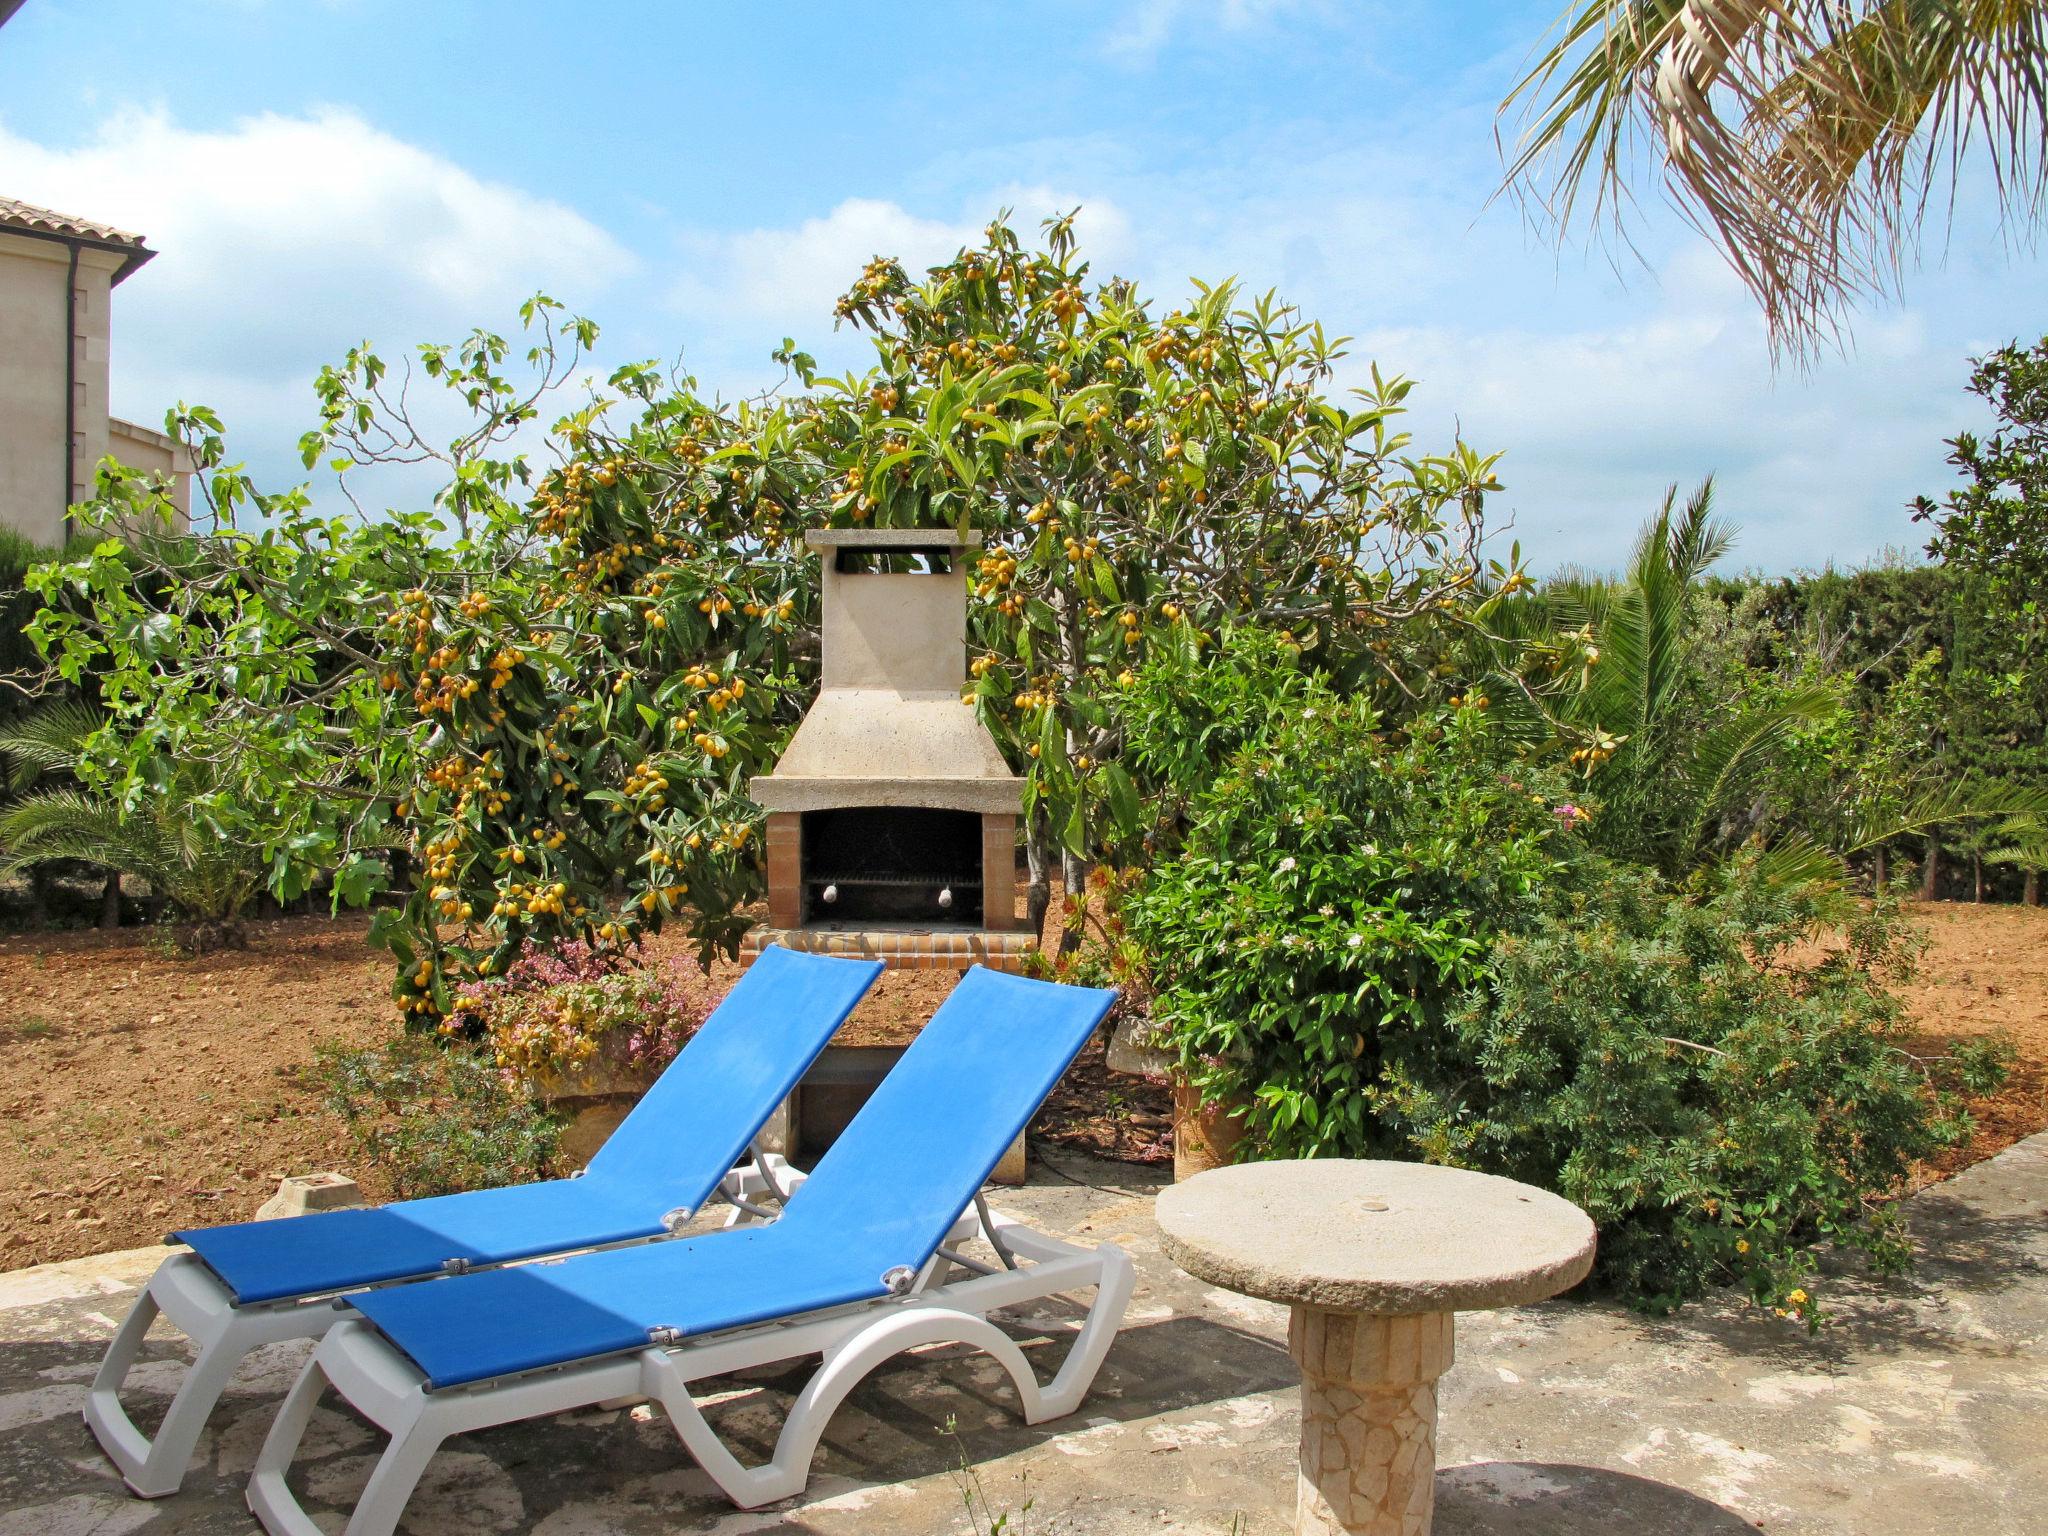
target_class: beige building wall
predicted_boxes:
[0,230,74,549]
[108,416,193,531]
[0,229,165,549]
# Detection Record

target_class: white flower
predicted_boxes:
[1276,857,1297,873]
[1347,932,1364,949]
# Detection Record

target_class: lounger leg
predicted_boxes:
[247,1347,338,1536]
[645,1307,1046,1510]
[84,1283,188,1496]
[249,1342,446,1536]
[1031,1242,1135,1421]
[117,1319,245,1496]
[343,1428,446,1536]
[645,1381,798,1510]
[86,1254,314,1498]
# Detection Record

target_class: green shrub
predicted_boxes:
[314,1035,561,1198]
[1122,628,2009,1319]
[1124,666,1570,1153]
[1390,858,2007,1319]
[1116,625,1323,834]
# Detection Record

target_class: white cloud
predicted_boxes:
[1343,257,1973,576]
[666,193,1134,387]
[1102,0,1315,62]
[0,106,633,499]
[672,197,979,333]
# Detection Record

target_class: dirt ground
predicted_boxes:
[0,899,2040,1269]
[1894,902,2048,1178]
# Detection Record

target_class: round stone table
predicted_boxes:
[1155,1160,1595,1536]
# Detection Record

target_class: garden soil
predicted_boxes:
[1895,902,2048,1184]
[0,897,2040,1268]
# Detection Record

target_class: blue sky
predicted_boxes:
[1,0,2039,573]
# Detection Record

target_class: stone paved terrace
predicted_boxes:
[1,1133,2043,1535]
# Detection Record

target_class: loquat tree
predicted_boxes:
[800,212,1522,942]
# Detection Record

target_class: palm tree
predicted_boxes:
[1500,2,2048,357]
[0,698,127,926]
[1495,481,2048,893]
[0,705,265,950]
[1547,480,1842,876]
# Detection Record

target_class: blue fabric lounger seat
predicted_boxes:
[250,967,1134,1531]
[86,945,882,1498]
[352,965,1115,1387]
[179,943,877,1304]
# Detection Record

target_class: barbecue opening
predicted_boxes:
[800,806,985,925]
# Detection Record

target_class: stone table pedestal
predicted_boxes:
[1156,1160,1596,1536]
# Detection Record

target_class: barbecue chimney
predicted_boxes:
[746,529,1029,970]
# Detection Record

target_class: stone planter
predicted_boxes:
[1105,1013,1174,1078]
[519,1042,663,1170]
[1172,1075,1249,1182]
[781,1045,1027,1184]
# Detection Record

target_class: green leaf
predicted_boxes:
[1090,555,1120,604]
[1037,705,1062,762]
[1061,798,1088,859]
[333,853,388,909]
[1102,761,1142,835]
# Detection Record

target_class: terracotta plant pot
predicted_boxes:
[1172,1075,1249,1181]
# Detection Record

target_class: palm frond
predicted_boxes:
[1840,778,2048,854]
[1747,829,1852,894]
[1604,483,1732,737]
[1679,680,1841,857]
[1985,831,2048,869]
[1500,0,2048,358]
[0,700,106,791]
[0,787,178,884]
[1664,477,1736,581]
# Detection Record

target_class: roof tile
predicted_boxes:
[0,197,148,248]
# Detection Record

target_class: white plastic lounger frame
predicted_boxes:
[86,1155,798,1499]
[247,1203,1133,1535]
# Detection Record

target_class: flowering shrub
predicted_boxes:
[1124,667,1568,1155]
[450,940,705,1081]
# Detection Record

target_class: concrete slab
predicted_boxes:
[0,1135,2042,1535]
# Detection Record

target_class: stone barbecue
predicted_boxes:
[743,528,1031,970]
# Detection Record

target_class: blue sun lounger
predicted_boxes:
[249,966,1130,1533]
[87,945,881,1498]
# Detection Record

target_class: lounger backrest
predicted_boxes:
[782,965,1116,1276]
[583,945,881,1203]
